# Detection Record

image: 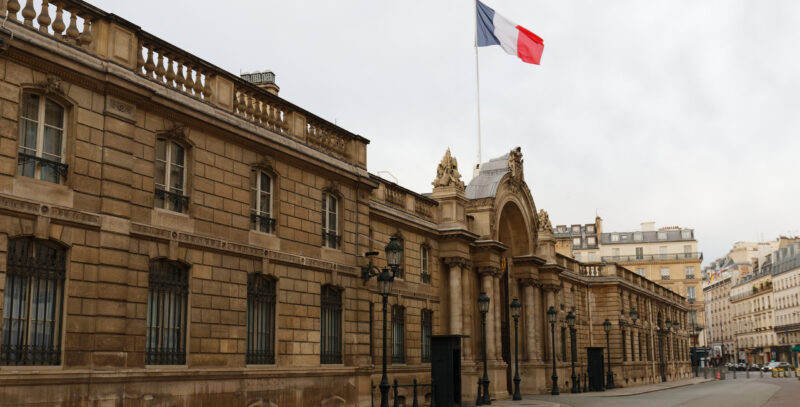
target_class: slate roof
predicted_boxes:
[465,152,511,199]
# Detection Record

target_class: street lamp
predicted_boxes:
[360,237,403,407]
[477,292,491,405]
[603,319,614,390]
[548,306,559,395]
[567,311,578,393]
[510,299,522,400]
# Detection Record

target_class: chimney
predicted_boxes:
[595,216,603,235]
[241,70,279,95]
[640,221,655,232]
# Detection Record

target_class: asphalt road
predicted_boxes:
[504,376,797,407]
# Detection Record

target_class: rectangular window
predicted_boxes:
[586,225,595,233]
[369,302,374,360]
[622,330,627,361]
[611,233,620,242]
[659,246,667,259]
[687,287,696,300]
[612,248,620,257]
[638,332,643,361]
[246,274,276,364]
[587,236,596,246]
[681,230,692,239]
[1,238,66,366]
[421,309,432,363]
[661,268,670,280]
[684,245,692,258]
[635,247,643,259]
[572,225,580,234]
[17,93,67,184]
[658,232,667,240]
[633,232,643,241]
[320,285,342,364]
[154,138,188,213]
[250,170,275,233]
[322,193,340,249]
[572,237,581,246]
[561,327,568,362]
[146,260,188,365]
[392,306,405,364]
[637,268,645,277]
[420,246,430,283]
[685,266,695,279]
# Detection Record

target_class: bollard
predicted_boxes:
[393,379,399,407]
[412,378,419,407]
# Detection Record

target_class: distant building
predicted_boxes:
[556,219,706,347]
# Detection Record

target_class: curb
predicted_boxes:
[596,379,714,397]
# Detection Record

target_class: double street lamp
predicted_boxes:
[360,236,403,407]
[510,299,522,400]
[547,306,559,395]
[567,311,577,393]
[477,292,491,405]
[603,319,613,390]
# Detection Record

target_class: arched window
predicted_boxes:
[1,238,66,365]
[321,192,340,249]
[18,93,67,184]
[250,169,275,233]
[320,285,342,364]
[247,274,276,364]
[154,138,188,213]
[391,305,405,364]
[145,260,188,365]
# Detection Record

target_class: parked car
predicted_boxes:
[761,361,792,372]
[749,363,760,371]
[737,363,747,371]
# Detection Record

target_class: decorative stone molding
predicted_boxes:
[476,265,499,277]
[432,148,465,190]
[105,95,137,123]
[518,278,542,288]
[321,395,346,407]
[541,283,561,294]
[33,74,65,95]
[443,256,470,269]
[0,194,100,228]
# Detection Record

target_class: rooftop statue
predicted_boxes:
[509,146,523,181]
[432,148,465,189]
[538,209,553,232]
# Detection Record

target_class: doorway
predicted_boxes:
[587,347,605,391]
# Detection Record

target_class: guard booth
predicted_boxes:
[586,347,605,391]
[431,335,465,406]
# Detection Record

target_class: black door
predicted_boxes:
[587,347,605,391]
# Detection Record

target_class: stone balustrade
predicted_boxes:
[1,0,367,168]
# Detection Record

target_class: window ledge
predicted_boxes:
[0,365,63,372]
[11,175,74,208]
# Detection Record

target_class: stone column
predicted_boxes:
[446,258,463,335]
[461,263,473,360]
[481,270,497,363]
[522,280,537,361]
[534,284,543,360]
[493,272,502,361]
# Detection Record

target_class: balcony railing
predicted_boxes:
[251,213,276,234]
[155,188,189,213]
[322,231,341,249]
[601,252,703,263]
[17,153,68,183]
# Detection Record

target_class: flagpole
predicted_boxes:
[474,0,483,171]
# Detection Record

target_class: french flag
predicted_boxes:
[476,1,544,65]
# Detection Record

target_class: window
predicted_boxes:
[321,285,342,364]
[250,170,275,233]
[637,268,645,277]
[587,236,596,246]
[638,332,643,361]
[658,232,667,240]
[1,238,65,365]
[571,225,580,234]
[661,267,670,280]
[635,247,643,260]
[681,229,692,239]
[420,245,430,283]
[631,331,635,362]
[687,287,696,300]
[247,274,276,364]
[586,225,595,233]
[659,246,667,259]
[392,305,405,363]
[145,260,188,365]
[633,232,643,241]
[612,248,620,257]
[611,233,620,242]
[685,266,695,279]
[322,193,340,249]
[17,93,67,184]
[421,309,432,363]
[572,237,581,247]
[684,245,692,258]
[622,330,627,361]
[154,138,188,212]
[561,327,567,362]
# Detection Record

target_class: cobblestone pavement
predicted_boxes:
[485,374,800,407]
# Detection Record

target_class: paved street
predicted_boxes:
[488,375,800,407]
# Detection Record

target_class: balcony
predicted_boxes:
[601,252,703,263]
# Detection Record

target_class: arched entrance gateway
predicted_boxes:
[431,147,693,403]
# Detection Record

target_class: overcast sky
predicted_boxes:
[90,0,800,264]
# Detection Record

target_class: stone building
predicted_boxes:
[556,219,706,348]
[0,2,691,406]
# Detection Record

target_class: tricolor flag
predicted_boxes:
[476,1,544,65]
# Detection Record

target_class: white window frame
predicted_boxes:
[322,192,339,248]
[633,232,643,241]
[18,92,67,183]
[611,233,620,242]
[251,170,273,233]
[154,138,186,212]
[660,267,670,280]
[420,245,429,282]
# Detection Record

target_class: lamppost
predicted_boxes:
[360,237,403,407]
[662,318,670,382]
[630,308,638,362]
[477,292,491,405]
[548,306,559,395]
[567,311,577,393]
[673,320,680,375]
[603,319,614,389]
[510,299,522,400]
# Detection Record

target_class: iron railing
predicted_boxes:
[246,274,276,364]
[321,285,342,364]
[371,378,436,407]
[250,213,276,234]
[322,231,342,249]
[392,306,405,364]
[155,188,189,213]
[145,260,188,365]
[17,152,68,183]
[601,252,703,263]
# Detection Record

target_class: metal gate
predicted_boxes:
[587,347,605,391]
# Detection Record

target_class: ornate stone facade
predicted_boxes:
[0,2,690,406]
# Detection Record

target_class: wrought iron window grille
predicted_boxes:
[0,238,66,366]
[250,213,276,234]
[322,231,342,249]
[155,188,189,213]
[145,261,188,365]
[320,285,342,364]
[421,310,432,363]
[246,274,276,364]
[17,152,68,183]
[392,306,405,364]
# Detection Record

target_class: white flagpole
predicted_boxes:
[474,0,483,171]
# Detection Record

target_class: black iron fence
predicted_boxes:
[371,378,436,407]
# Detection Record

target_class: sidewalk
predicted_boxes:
[488,377,712,406]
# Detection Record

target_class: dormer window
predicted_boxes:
[657,232,667,240]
